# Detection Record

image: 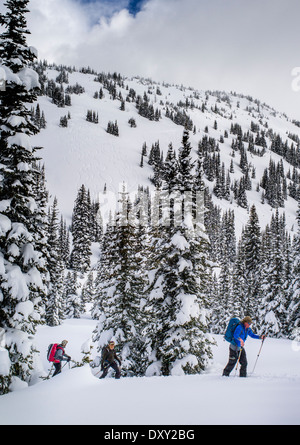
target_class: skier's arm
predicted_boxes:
[248,328,261,340]
[55,349,67,362]
[233,325,243,348]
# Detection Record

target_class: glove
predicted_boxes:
[67,356,71,362]
[261,334,266,340]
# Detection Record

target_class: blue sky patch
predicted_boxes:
[78,0,145,16]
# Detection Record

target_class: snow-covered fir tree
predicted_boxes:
[287,202,300,339]
[64,270,83,318]
[0,0,49,393]
[81,271,95,305]
[45,197,65,326]
[93,187,148,376]
[240,204,262,316]
[148,130,214,376]
[258,211,287,337]
[70,184,92,274]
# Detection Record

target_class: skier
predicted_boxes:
[52,340,71,377]
[222,316,265,377]
[99,340,121,379]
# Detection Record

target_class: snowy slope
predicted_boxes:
[0,314,300,425]
[31,67,300,236]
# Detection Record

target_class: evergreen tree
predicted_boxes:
[259,211,287,337]
[58,216,70,267]
[177,129,195,193]
[45,198,65,326]
[146,132,214,376]
[81,271,95,305]
[157,218,213,376]
[288,203,300,339]
[163,143,178,193]
[70,185,92,274]
[241,205,262,316]
[94,189,147,376]
[65,271,83,318]
[215,261,234,333]
[232,236,247,316]
[0,0,49,393]
[220,210,236,265]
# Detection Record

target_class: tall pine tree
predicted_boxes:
[150,131,214,376]
[70,184,92,274]
[94,188,147,376]
[0,0,49,393]
[288,203,300,339]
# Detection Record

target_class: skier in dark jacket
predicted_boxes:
[223,316,265,377]
[99,340,121,379]
[52,340,71,377]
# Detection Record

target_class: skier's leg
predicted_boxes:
[99,364,110,379]
[111,361,121,379]
[52,362,61,377]
[223,346,239,376]
[239,348,248,377]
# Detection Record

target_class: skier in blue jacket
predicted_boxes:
[223,316,265,377]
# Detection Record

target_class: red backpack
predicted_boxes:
[47,344,64,363]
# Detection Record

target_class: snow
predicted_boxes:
[4,264,29,301]
[0,214,11,236]
[18,67,40,91]
[29,67,300,233]
[175,293,200,324]
[0,63,39,92]
[7,116,27,128]
[0,200,11,212]
[0,315,299,425]
[7,133,32,151]
[0,328,10,377]
[23,243,38,265]
[0,67,6,82]
[1,65,21,87]
[14,301,34,321]
[5,329,33,360]
[0,348,10,376]
[171,354,199,376]
[171,232,189,250]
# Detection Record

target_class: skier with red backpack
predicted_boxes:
[222,316,266,377]
[47,340,71,377]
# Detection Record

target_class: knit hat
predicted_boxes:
[241,316,252,324]
[61,340,68,347]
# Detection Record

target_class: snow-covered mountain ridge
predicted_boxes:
[31,63,300,237]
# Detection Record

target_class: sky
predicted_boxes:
[1,0,299,120]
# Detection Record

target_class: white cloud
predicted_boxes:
[4,0,300,119]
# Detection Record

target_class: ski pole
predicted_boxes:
[95,363,108,376]
[251,337,265,374]
[62,361,69,370]
[46,363,54,379]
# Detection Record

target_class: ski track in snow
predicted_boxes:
[0,317,300,425]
